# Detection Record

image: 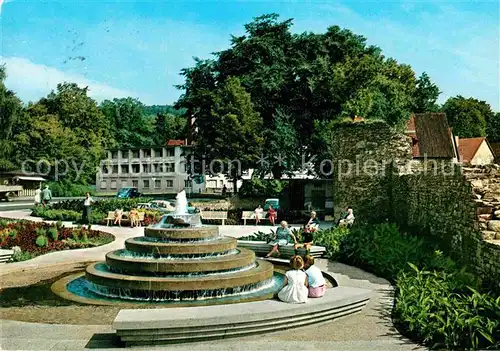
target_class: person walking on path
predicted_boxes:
[34,187,42,206]
[82,192,94,227]
[41,185,52,207]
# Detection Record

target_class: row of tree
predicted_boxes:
[0,14,498,188]
[176,14,498,184]
[0,71,186,183]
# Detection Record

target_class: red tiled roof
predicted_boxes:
[459,137,486,163]
[405,113,455,158]
[167,140,185,146]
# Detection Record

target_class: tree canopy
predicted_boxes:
[442,96,495,138]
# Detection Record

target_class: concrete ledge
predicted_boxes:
[113,286,371,346]
[237,240,326,258]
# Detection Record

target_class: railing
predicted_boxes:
[22,189,36,197]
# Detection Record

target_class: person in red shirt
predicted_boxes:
[267,205,277,226]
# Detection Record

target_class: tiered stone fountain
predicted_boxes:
[53,191,280,304]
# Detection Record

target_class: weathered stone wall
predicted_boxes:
[331,121,411,223]
[331,121,500,284]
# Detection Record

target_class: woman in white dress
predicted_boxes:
[34,187,42,206]
[278,255,308,303]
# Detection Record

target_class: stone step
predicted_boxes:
[113,286,372,346]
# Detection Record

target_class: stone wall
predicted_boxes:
[331,121,411,223]
[331,121,500,284]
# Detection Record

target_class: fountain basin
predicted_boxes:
[105,248,256,274]
[85,260,274,291]
[144,226,218,240]
[125,237,237,255]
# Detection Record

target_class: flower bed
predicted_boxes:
[0,219,114,262]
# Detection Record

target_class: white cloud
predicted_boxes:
[1,56,144,103]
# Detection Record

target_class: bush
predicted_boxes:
[394,264,500,350]
[31,207,81,222]
[313,226,350,259]
[48,227,58,241]
[10,250,33,262]
[35,235,48,247]
[239,230,275,243]
[45,181,95,197]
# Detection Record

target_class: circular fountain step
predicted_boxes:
[85,260,274,291]
[144,226,219,240]
[125,237,237,255]
[105,248,256,274]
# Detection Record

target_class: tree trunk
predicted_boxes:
[233,176,238,194]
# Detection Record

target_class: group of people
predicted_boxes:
[253,204,277,225]
[111,208,140,227]
[34,185,53,207]
[264,208,355,303]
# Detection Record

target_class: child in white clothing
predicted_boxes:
[278,256,309,303]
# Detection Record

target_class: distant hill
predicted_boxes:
[142,105,186,117]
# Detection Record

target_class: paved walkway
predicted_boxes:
[0,210,425,350]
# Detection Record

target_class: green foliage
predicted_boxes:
[34,227,47,237]
[31,207,81,222]
[153,113,187,146]
[71,229,79,241]
[35,235,48,247]
[188,77,264,188]
[55,221,63,230]
[239,230,274,243]
[239,178,285,197]
[442,95,495,138]
[8,229,17,239]
[81,231,89,243]
[486,112,500,142]
[10,250,33,262]
[394,264,500,350]
[313,226,350,259]
[48,227,58,241]
[46,181,94,197]
[412,72,440,113]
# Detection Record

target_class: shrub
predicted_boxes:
[55,221,63,230]
[313,226,350,259]
[8,229,17,239]
[239,230,274,243]
[45,181,95,197]
[35,235,48,247]
[48,227,58,241]
[72,229,80,241]
[81,231,88,243]
[10,250,33,262]
[239,179,285,197]
[394,264,500,350]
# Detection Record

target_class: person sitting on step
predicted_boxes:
[265,221,297,258]
[294,223,315,255]
[304,255,326,298]
[277,255,308,304]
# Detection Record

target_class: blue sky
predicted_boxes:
[1,0,498,110]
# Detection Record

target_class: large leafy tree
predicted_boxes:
[412,72,440,113]
[100,97,154,148]
[486,112,500,142]
[190,77,264,192]
[177,14,424,178]
[0,66,24,171]
[442,96,495,138]
[153,113,187,146]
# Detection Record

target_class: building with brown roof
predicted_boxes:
[458,137,495,165]
[406,113,459,161]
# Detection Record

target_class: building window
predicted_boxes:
[110,180,117,189]
[165,163,175,172]
[132,150,140,158]
[120,165,128,174]
[100,181,107,189]
[154,148,162,158]
[121,180,128,188]
[111,151,118,159]
[143,180,150,188]
[153,163,161,173]
[142,164,151,173]
[166,180,173,188]
[132,164,140,174]
[207,180,217,188]
[166,148,174,157]
[184,180,191,188]
[112,165,118,174]
[154,179,161,189]
[132,180,138,188]
[102,165,110,175]
[143,149,151,158]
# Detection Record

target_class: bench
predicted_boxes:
[105,211,145,227]
[200,211,228,226]
[237,240,326,258]
[241,211,269,225]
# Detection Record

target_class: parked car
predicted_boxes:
[263,198,280,211]
[116,187,141,199]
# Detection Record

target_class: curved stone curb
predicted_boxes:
[113,286,372,346]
